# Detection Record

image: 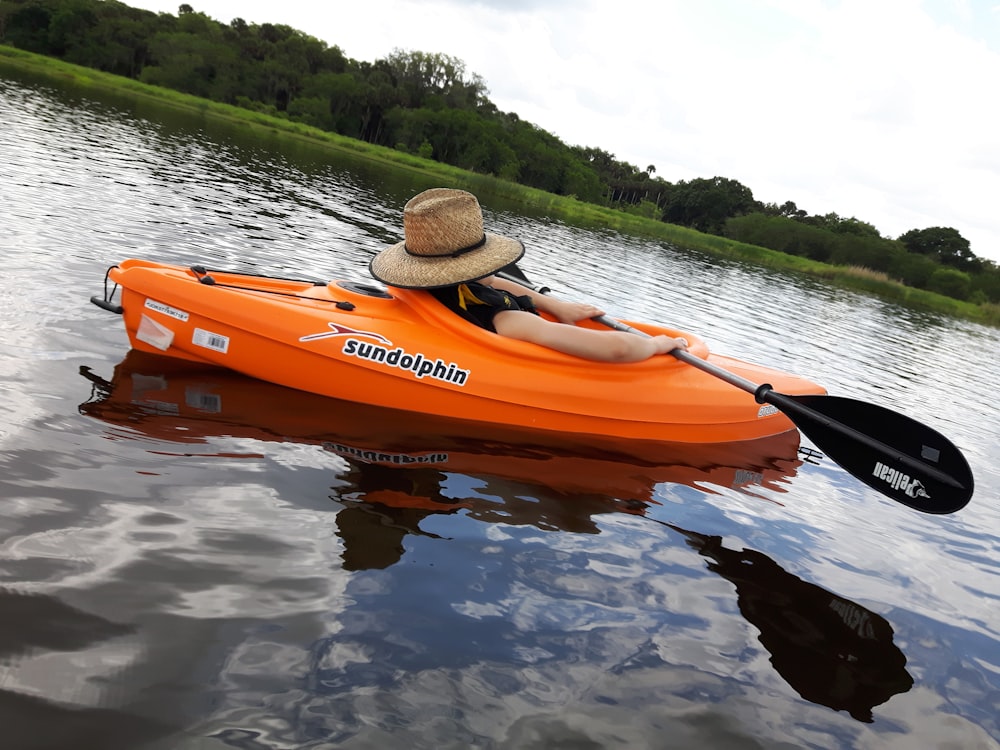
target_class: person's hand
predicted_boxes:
[552,299,605,324]
[650,335,689,355]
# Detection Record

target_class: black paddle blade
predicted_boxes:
[497,262,533,285]
[767,393,974,514]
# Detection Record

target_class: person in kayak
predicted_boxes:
[369,188,688,363]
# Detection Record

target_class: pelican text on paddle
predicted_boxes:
[342,339,470,385]
[872,461,928,499]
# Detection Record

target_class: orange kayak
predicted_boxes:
[92,259,826,443]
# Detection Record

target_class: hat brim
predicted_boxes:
[369,233,525,289]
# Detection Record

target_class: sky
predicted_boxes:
[126,0,1000,262]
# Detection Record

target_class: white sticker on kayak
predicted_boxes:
[136,314,175,351]
[757,404,779,418]
[192,328,230,354]
[144,298,189,322]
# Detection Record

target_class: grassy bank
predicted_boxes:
[3,45,997,327]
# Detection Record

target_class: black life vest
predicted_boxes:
[429,281,538,333]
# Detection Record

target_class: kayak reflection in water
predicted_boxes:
[671,525,914,723]
[329,458,648,571]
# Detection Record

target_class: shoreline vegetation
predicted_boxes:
[3,44,998,327]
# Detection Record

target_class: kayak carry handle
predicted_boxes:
[90,295,123,314]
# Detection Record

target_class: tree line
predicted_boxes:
[2,0,998,305]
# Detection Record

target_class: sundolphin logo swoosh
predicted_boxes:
[300,323,391,344]
[873,461,930,499]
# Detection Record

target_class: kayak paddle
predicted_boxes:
[497,267,974,514]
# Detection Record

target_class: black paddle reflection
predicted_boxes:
[670,525,914,723]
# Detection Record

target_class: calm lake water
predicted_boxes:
[1,69,999,750]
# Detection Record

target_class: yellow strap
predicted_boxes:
[457,283,487,311]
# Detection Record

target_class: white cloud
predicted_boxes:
[128,0,1000,261]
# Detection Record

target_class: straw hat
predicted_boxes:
[370,188,524,288]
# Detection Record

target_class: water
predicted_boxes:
[1,69,999,750]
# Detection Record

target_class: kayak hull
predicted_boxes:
[99,259,826,444]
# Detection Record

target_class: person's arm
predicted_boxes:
[485,275,603,324]
[492,308,687,363]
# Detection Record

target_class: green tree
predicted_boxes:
[829,235,902,272]
[381,49,487,110]
[829,215,882,238]
[898,227,981,272]
[2,0,55,53]
[286,95,333,129]
[58,1,163,77]
[560,159,603,202]
[970,261,1000,303]
[296,71,361,132]
[140,29,236,100]
[760,200,807,221]
[801,212,881,238]
[355,67,398,142]
[46,0,97,57]
[663,177,757,234]
[888,252,939,289]
[926,267,972,300]
[725,212,838,262]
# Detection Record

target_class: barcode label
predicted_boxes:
[192,328,230,354]
[185,387,222,413]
